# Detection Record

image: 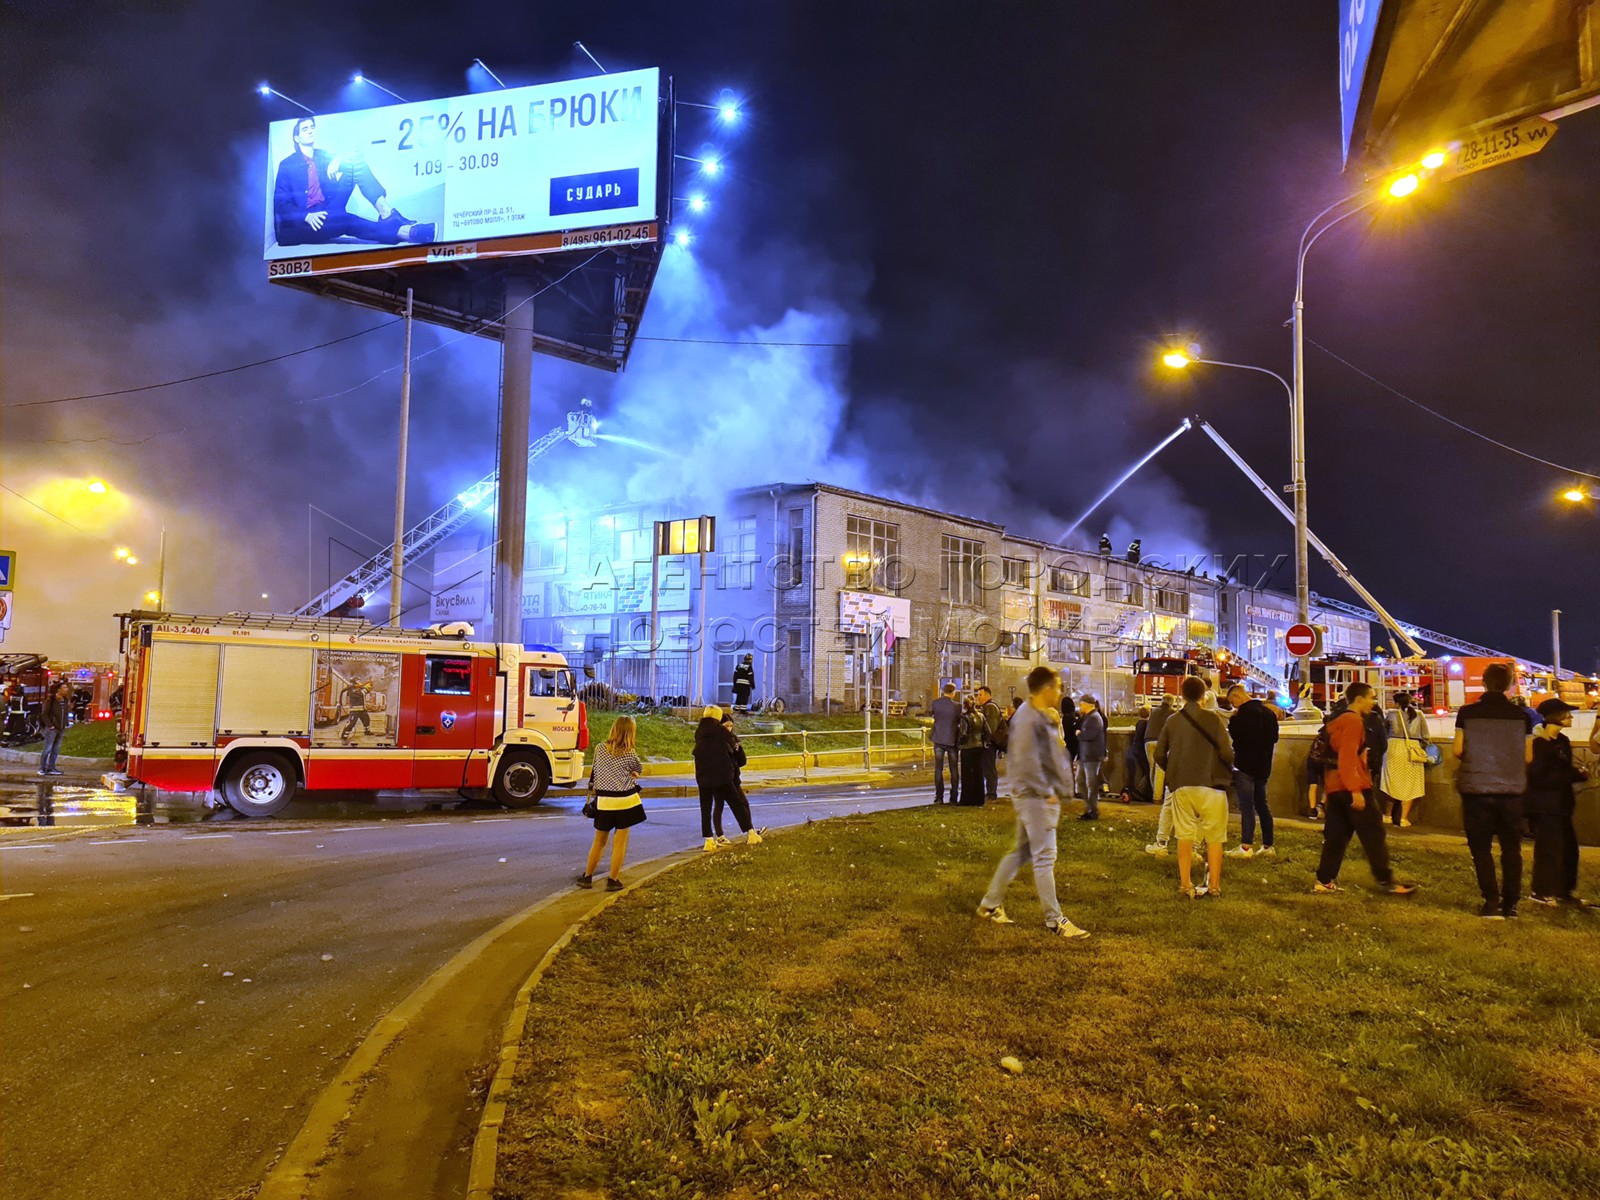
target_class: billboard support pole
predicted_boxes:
[389,287,414,627]
[494,277,535,644]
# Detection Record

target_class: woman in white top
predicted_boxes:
[578,715,645,891]
[1381,690,1428,827]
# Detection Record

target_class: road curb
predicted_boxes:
[254,869,671,1200]
[464,849,702,1200]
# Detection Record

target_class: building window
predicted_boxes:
[998,630,1031,659]
[528,537,565,572]
[1152,587,1190,615]
[783,508,806,588]
[786,626,804,696]
[1247,623,1268,659]
[719,516,758,590]
[1046,633,1091,665]
[1049,565,1090,596]
[1002,557,1030,587]
[1105,574,1144,606]
[845,515,901,593]
[941,535,984,605]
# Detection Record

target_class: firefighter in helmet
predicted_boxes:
[340,679,374,743]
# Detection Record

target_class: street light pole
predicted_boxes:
[1552,609,1562,676]
[157,527,167,612]
[389,287,414,627]
[1288,192,1375,718]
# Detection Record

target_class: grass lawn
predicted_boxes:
[12,719,117,759]
[588,711,926,762]
[496,804,1600,1200]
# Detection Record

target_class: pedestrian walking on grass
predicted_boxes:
[957,696,988,806]
[977,665,1090,939]
[1525,698,1587,907]
[1382,691,1429,828]
[37,680,69,776]
[1074,695,1107,820]
[1144,694,1180,852]
[975,685,1005,801]
[930,683,963,805]
[694,705,762,852]
[1154,675,1233,898]
[1225,683,1279,859]
[578,715,646,891]
[1314,682,1418,898]
[1453,663,1532,918]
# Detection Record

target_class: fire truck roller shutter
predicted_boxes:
[220,749,299,817]
[492,748,552,808]
[145,641,220,747]
[218,644,313,735]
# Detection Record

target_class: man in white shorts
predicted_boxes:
[1154,675,1234,898]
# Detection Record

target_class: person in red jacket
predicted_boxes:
[1312,682,1417,896]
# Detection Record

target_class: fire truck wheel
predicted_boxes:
[493,752,550,808]
[221,751,298,817]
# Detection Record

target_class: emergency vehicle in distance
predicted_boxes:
[114,611,587,817]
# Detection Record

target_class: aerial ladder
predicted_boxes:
[295,399,598,618]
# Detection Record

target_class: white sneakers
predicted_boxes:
[1049,919,1091,939]
[976,904,1014,924]
[746,829,764,845]
[706,831,764,852]
[703,838,719,853]
[1144,842,1169,856]
[1225,845,1255,859]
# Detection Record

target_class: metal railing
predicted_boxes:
[727,727,928,782]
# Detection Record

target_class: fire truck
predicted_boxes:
[1134,648,1276,700]
[115,611,587,817]
[1286,655,1382,711]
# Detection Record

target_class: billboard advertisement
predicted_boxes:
[1338,0,1386,163]
[264,68,659,269]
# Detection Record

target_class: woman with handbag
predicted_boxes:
[1381,691,1429,827]
[578,715,646,891]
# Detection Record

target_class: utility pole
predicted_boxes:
[157,528,167,611]
[1552,609,1562,676]
[389,287,414,627]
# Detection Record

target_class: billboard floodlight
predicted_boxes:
[257,84,314,114]
[471,58,507,89]
[719,103,740,123]
[674,231,692,247]
[574,41,607,74]
[688,194,707,212]
[352,73,408,103]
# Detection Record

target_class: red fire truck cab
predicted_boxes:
[115,611,587,816]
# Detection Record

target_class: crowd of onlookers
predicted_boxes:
[976,661,1595,938]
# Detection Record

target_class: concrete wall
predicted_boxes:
[1104,727,1600,845]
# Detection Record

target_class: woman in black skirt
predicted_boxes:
[578,715,645,891]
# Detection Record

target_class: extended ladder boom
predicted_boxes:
[296,401,596,617]
[1195,420,1427,658]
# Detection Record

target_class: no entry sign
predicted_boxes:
[1285,623,1323,658]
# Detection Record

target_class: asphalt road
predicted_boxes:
[0,781,933,1200]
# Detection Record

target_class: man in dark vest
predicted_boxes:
[1453,662,1533,919]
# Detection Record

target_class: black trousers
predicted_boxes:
[959,748,987,805]
[700,783,750,837]
[1316,790,1393,886]
[1461,793,1522,909]
[981,746,999,798]
[1528,809,1577,899]
[933,745,960,804]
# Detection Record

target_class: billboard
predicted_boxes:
[264,68,660,270]
[1338,0,1387,164]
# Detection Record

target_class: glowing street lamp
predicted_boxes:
[126,556,139,566]
[114,546,130,560]
[1560,485,1595,503]
[145,590,161,605]
[87,478,109,495]
[1161,351,1191,369]
[1386,172,1420,199]
[1420,149,1448,170]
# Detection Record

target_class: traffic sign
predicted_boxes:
[1285,623,1323,658]
[1436,116,1557,182]
[0,549,14,591]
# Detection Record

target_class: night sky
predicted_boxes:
[3,1,1596,667]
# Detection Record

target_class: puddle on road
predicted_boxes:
[0,779,557,830]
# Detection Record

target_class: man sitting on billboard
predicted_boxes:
[273,116,434,248]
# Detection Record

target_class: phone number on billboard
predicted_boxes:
[561,224,655,248]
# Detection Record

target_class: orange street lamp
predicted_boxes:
[87,478,109,495]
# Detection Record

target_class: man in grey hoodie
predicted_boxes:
[977,666,1090,940]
